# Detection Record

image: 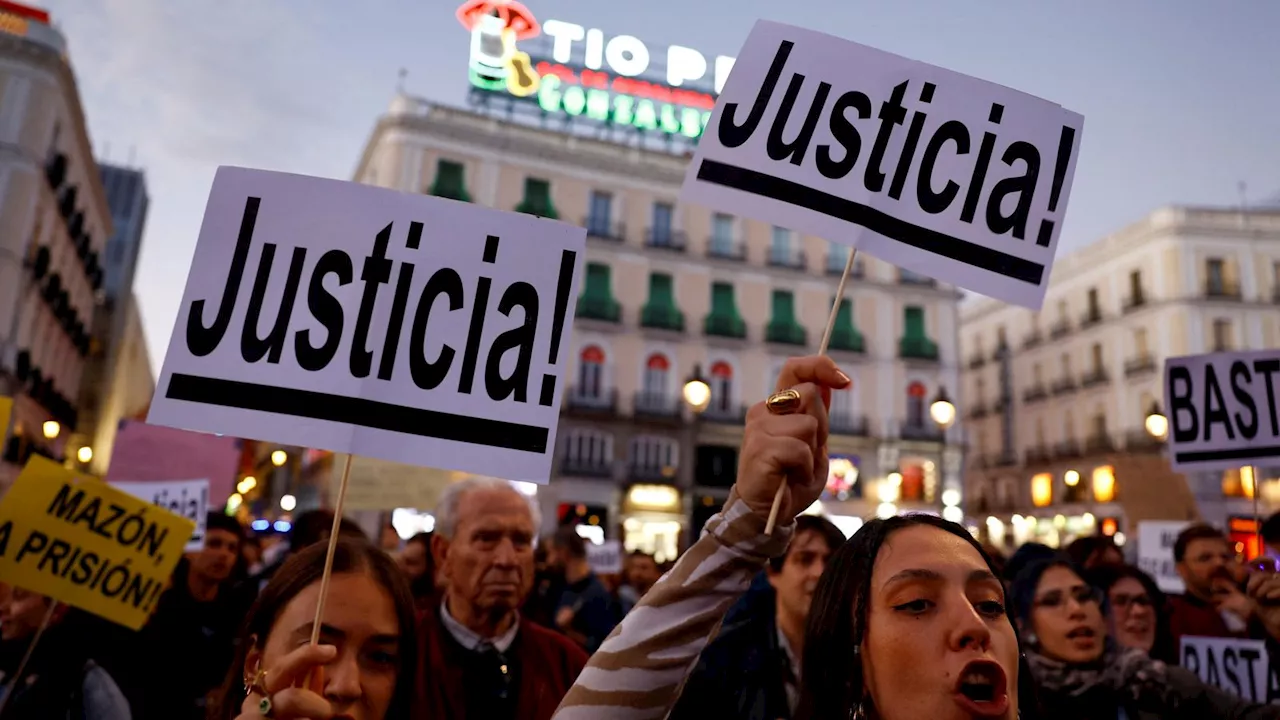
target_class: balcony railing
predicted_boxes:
[991,343,1010,361]
[1080,309,1103,328]
[565,387,618,414]
[1084,433,1115,454]
[968,354,987,370]
[826,255,864,277]
[1023,385,1049,404]
[704,314,748,339]
[706,237,747,261]
[640,305,684,332]
[577,296,621,323]
[766,321,807,346]
[969,401,988,419]
[645,228,687,252]
[1122,292,1146,313]
[633,392,680,419]
[830,413,871,437]
[900,421,944,442]
[1050,377,1078,396]
[583,217,626,243]
[1272,286,1280,304]
[1049,320,1072,339]
[767,247,806,270]
[898,271,937,287]
[703,402,747,424]
[1124,355,1156,377]
[1125,429,1163,452]
[900,337,940,361]
[628,463,676,482]
[828,327,866,354]
[1054,439,1082,458]
[1023,330,1043,349]
[1080,368,1110,389]
[560,457,613,478]
[1025,445,1052,464]
[1204,281,1242,300]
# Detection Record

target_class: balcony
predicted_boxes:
[991,343,1010,361]
[565,387,618,415]
[898,271,937,287]
[706,237,747,261]
[628,463,677,482]
[1124,355,1156,377]
[900,336,940,361]
[704,314,747,340]
[1025,445,1052,464]
[766,321,807,346]
[969,401,988,419]
[830,413,871,437]
[968,354,987,370]
[900,421,944,442]
[1203,281,1242,301]
[576,295,621,323]
[703,402,747,425]
[828,326,866,354]
[1272,285,1280,304]
[1084,433,1115,454]
[633,392,680,420]
[1050,377,1078,396]
[826,254,864,277]
[1080,309,1103,329]
[583,217,626,243]
[640,305,685,333]
[992,396,1008,413]
[767,246,806,270]
[1125,429,1163,452]
[1080,368,1110,389]
[1053,439,1082,459]
[1023,384,1048,404]
[1022,330,1043,349]
[1049,320,1071,339]
[1122,292,1147,313]
[560,456,613,479]
[990,451,1018,468]
[645,228,687,252]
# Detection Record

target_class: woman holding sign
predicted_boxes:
[211,539,418,720]
[555,355,1033,720]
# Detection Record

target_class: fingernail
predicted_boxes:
[835,370,851,386]
[319,644,337,656]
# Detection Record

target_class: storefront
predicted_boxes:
[620,483,683,564]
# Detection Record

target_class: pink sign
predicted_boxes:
[105,420,241,504]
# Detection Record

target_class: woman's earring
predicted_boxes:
[850,701,866,720]
[1023,630,1037,647]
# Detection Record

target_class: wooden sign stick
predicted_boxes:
[309,453,355,647]
[764,248,858,535]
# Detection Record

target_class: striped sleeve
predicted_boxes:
[553,488,794,720]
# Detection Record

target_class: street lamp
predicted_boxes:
[271,449,288,467]
[42,420,60,439]
[683,365,711,413]
[76,446,93,464]
[1144,401,1168,440]
[930,387,957,429]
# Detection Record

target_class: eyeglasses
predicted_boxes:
[1034,585,1101,610]
[1109,592,1153,610]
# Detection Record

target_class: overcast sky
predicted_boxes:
[40,0,1280,372]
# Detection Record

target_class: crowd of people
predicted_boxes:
[3,354,1280,719]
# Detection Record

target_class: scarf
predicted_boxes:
[1025,643,1178,711]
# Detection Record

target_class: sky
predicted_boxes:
[39,0,1280,373]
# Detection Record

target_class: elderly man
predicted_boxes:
[418,477,588,720]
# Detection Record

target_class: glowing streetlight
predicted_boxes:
[237,476,257,495]
[271,450,288,467]
[930,387,956,429]
[683,365,711,413]
[1144,402,1168,440]
[941,488,961,507]
[42,420,60,439]
[76,446,93,464]
[226,493,243,512]
[1064,470,1080,487]
[942,505,964,523]
[280,494,297,511]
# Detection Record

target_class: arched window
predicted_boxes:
[643,353,670,398]
[579,345,605,398]
[907,381,927,427]
[710,361,733,412]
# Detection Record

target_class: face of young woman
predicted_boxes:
[1030,565,1107,665]
[248,571,403,720]
[1107,576,1156,654]
[861,525,1019,720]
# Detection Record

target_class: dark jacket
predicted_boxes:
[670,604,791,720]
[1036,666,1280,720]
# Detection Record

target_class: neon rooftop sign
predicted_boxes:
[456,0,736,139]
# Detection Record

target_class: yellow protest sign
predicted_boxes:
[0,395,12,437]
[0,456,194,630]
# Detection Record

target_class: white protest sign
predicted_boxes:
[587,540,623,575]
[110,479,210,552]
[1137,520,1188,594]
[1164,350,1280,473]
[148,167,586,483]
[681,20,1084,309]
[1181,635,1277,704]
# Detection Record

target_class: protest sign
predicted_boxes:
[1164,350,1280,473]
[148,167,585,483]
[1181,635,1277,704]
[1136,520,1188,594]
[105,420,241,506]
[329,455,465,511]
[0,456,193,630]
[587,539,623,575]
[0,395,12,436]
[681,20,1084,309]
[111,479,209,552]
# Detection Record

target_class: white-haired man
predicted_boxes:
[417,477,588,720]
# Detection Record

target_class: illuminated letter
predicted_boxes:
[585,28,604,70]
[606,35,650,77]
[715,56,736,94]
[538,74,563,113]
[667,45,708,87]
[542,20,584,63]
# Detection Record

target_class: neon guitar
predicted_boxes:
[506,50,540,97]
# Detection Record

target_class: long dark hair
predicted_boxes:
[1085,563,1178,664]
[799,514,1043,720]
[209,538,418,719]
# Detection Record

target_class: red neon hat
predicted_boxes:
[455,0,540,40]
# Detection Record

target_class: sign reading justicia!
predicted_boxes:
[457,0,735,139]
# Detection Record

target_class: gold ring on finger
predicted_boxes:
[766,388,802,415]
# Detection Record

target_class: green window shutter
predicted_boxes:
[641,273,684,331]
[585,263,611,299]
[770,290,796,323]
[430,160,471,202]
[830,298,864,352]
[836,298,853,328]
[705,282,745,338]
[767,290,805,345]
[711,282,735,315]
[904,306,925,338]
[518,177,559,219]
[900,306,937,359]
[577,262,619,322]
[649,273,674,305]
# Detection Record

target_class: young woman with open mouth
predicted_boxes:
[1011,558,1280,720]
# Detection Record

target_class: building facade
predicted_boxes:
[75,163,153,475]
[0,3,109,490]
[354,96,965,559]
[960,206,1280,551]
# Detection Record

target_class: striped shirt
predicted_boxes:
[553,489,795,719]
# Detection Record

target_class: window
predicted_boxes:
[767,290,805,344]
[710,361,734,413]
[1092,414,1107,438]
[1057,299,1068,322]
[642,353,670,398]
[577,262,619,321]
[587,191,612,234]
[517,177,557,218]
[428,159,470,201]
[705,282,745,338]
[1060,353,1072,376]
[1063,411,1075,441]
[770,226,792,264]
[1207,258,1226,291]
[904,306,926,338]
[711,213,734,253]
[827,242,850,273]
[1035,418,1046,445]
[1087,288,1100,317]
[1032,362,1043,383]
[630,436,678,471]
[906,381,927,427]
[831,387,854,419]
[1213,319,1233,350]
[578,345,605,398]
[641,273,683,331]
[1129,270,1143,300]
[1091,343,1104,371]
[996,326,1007,349]
[651,202,674,244]
[564,429,612,464]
